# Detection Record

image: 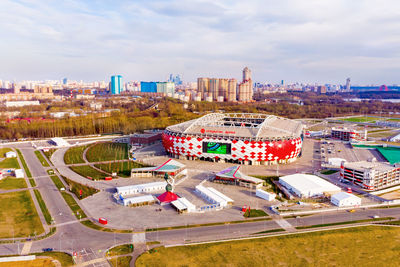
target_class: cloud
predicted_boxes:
[0,0,399,84]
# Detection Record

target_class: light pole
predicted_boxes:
[59,232,64,251]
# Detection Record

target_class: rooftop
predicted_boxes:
[280,174,340,193]
[166,113,303,139]
[343,160,397,172]
[216,166,263,184]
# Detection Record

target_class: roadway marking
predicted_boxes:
[20,241,32,255]
[275,219,294,231]
[53,220,80,227]
[75,257,108,267]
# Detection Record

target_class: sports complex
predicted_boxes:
[162,113,303,165]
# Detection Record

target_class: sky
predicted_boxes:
[1,0,400,84]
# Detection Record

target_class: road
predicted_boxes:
[0,142,399,266]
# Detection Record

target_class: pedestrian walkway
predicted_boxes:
[20,241,32,255]
[274,218,296,232]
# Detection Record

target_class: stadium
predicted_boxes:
[162,113,303,165]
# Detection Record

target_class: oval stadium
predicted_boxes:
[162,113,303,165]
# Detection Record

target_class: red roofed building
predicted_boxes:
[157,191,179,203]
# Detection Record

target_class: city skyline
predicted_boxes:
[1,0,400,84]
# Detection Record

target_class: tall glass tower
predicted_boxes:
[111,75,123,94]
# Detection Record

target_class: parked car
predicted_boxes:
[42,248,53,252]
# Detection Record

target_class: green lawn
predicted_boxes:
[62,175,99,199]
[70,165,106,180]
[320,169,338,175]
[342,116,379,123]
[34,150,50,167]
[42,148,57,162]
[60,192,87,219]
[33,189,52,225]
[50,175,65,190]
[86,142,128,162]
[109,256,132,267]
[295,217,393,229]
[95,161,146,177]
[32,252,74,267]
[16,149,32,178]
[0,191,44,238]
[64,145,90,164]
[0,148,20,169]
[0,177,27,190]
[243,209,267,218]
[108,244,134,257]
[136,226,400,267]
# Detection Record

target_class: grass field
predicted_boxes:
[50,175,65,190]
[0,191,44,238]
[243,209,267,218]
[42,148,57,162]
[136,226,400,267]
[95,161,146,177]
[0,259,55,267]
[86,142,128,162]
[34,150,50,167]
[70,165,106,180]
[64,145,90,164]
[0,148,20,169]
[80,220,132,233]
[342,116,379,123]
[62,175,99,199]
[109,256,132,267]
[33,189,52,225]
[32,251,74,266]
[0,177,27,190]
[108,244,134,257]
[16,149,33,179]
[61,192,87,219]
[320,169,338,175]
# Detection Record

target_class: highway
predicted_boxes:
[0,142,399,266]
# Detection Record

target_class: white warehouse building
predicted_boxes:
[195,184,234,208]
[120,195,156,206]
[116,181,167,196]
[256,189,276,201]
[279,174,341,198]
[331,192,361,207]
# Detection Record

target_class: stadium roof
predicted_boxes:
[166,113,303,140]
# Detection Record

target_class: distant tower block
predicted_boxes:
[243,67,251,81]
[346,78,351,91]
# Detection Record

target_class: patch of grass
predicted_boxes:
[33,189,52,225]
[136,226,400,267]
[70,165,106,180]
[377,220,400,225]
[28,179,36,187]
[80,220,132,233]
[34,150,50,167]
[108,244,134,257]
[0,191,44,238]
[16,149,32,178]
[62,175,99,199]
[60,192,86,219]
[252,175,285,199]
[42,148,57,162]
[50,175,65,190]
[342,116,379,123]
[146,241,161,245]
[243,209,267,218]
[109,256,132,267]
[32,251,74,267]
[47,169,55,175]
[0,177,27,190]
[295,217,394,229]
[86,142,128,162]
[0,156,20,169]
[251,228,286,235]
[64,145,90,164]
[95,161,147,177]
[320,169,338,175]
[0,258,55,266]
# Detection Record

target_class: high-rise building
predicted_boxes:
[209,78,219,101]
[111,75,123,94]
[243,67,251,82]
[197,78,209,100]
[218,78,228,100]
[346,78,351,91]
[227,79,237,102]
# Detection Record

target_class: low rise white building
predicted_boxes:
[50,137,69,147]
[331,192,361,207]
[120,195,156,206]
[5,151,17,158]
[171,197,196,213]
[256,189,276,201]
[328,158,346,167]
[279,174,341,198]
[5,100,40,107]
[116,181,167,196]
[14,169,24,178]
[195,184,233,208]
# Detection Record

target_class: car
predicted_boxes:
[373,215,380,219]
[348,209,356,213]
[42,248,53,252]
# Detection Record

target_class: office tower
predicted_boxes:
[218,78,228,100]
[346,78,351,91]
[197,78,209,100]
[227,79,237,102]
[243,67,251,81]
[111,75,123,94]
[209,78,219,101]
[238,83,247,102]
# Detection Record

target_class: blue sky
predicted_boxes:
[1,0,400,84]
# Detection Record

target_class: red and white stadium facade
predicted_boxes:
[162,113,303,165]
